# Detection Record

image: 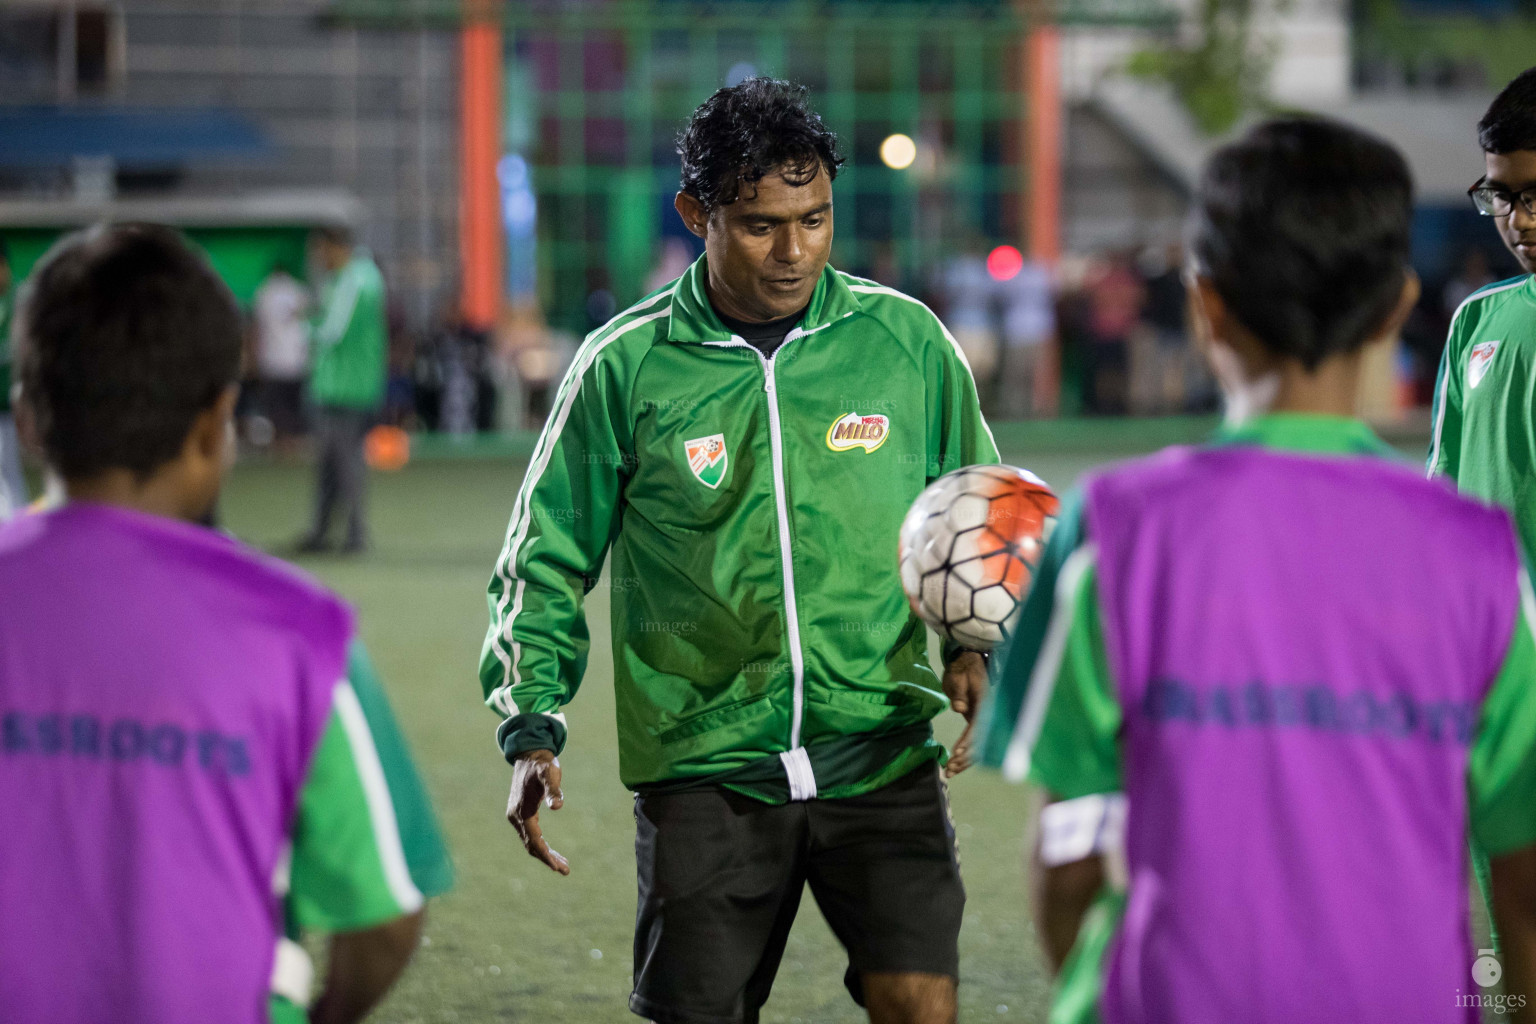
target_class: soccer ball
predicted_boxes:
[898,465,1060,652]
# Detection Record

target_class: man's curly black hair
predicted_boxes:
[677,77,845,212]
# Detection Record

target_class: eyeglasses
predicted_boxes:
[1469,181,1536,218]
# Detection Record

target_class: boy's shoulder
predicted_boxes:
[169,520,356,653]
[3,505,354,656]
[1450,275,1532,338]
[1088,441,1503,528]
[350,252,385,285]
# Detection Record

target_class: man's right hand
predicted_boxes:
[506,749,570,875]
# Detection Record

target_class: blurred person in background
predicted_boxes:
[646,237,698,296]
[1442,247,1496,316]
[383,294,417,429]
[1082,253,1145,415]
[249,263,311,449]
[997,257,1055,418]
[1138,241,1198,414]
[0,239,26,518]
[1051,256,1096,416]
[412,298,461,431]
[439,320,484,437]
[297,225,386,555]
[941,240,1001,404]
[0,223,446,1024]
[498,304,572,430]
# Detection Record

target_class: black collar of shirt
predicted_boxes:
[716,303,810,358]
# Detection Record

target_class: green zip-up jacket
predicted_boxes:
[309,252,387,410]
[480,256,999,801]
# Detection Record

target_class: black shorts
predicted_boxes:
[629,764,965,1024]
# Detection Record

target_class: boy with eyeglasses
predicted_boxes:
[1429,67,1536,540]
[1428,65,1536,956]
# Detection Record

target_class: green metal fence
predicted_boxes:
[336,0,1175,335]
[514,5,1031,332]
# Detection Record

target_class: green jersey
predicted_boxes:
[481,256,998,802]
[270,641,452,1022]
[1428,274,1536,553]
[310,252,387,410]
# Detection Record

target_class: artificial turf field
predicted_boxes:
[219,422,1423,1024]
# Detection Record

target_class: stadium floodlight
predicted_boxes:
[879,133,917,170]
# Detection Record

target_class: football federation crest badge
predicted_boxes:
[685,433,728,489]
[1469,340,1502,389]
[825,412,891,453]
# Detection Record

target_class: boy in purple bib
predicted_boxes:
[997,121,1536,1022]
[0,225,447,1023]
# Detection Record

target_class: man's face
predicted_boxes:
[310,236,348,274]
[677,164,834,323]
[1483,150,1536,275]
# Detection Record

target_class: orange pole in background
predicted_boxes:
[459,4,504,331]
[1025,25,1061,267]
[1024,23,1062,414]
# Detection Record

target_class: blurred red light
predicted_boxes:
[987,245,1024,282]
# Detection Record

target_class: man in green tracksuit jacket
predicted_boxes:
[480,79,996,1024]
[298,225,387,554]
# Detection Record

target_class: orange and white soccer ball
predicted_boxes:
[898,465,1059,652]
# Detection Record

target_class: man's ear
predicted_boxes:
[13,391,39,457]
[1372,271,1422,345]
[189,385,240,469]
[1186,273,1229,358]
[674,192,709,239]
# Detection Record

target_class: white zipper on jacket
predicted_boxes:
[704,331,814,798]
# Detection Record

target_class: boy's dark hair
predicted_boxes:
[1479,67,1536,154]
[17,223,242,480]
[678,77,845,212]
[1189,118,1413,371]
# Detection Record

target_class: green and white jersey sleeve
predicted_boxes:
[1468,567,1536,857]
[1000,544,1121,1024]
[479,291,663,762]
[1426,303,1467,481]
[337,642,453,898]
[980,488,1088,770]
[1002,545,1123,797]
[287,642,450,931]
[1427,275,1536,556]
